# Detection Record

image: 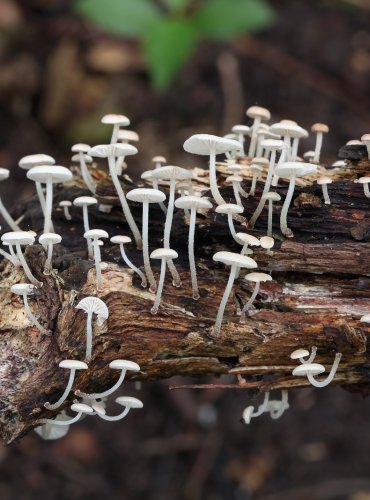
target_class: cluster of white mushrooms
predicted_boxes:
[0,108,368,435]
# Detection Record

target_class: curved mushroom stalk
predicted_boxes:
[95,397,143,422]
[240,273,272,322]
[150,248,178,314]
[242,392,270,424]
[44,361,88,410]
[111,236,147,287]
[41,403,94,427]
[306,353,342,388]
[11,283,50,335]
[0,246,19,266]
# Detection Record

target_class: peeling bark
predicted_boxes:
[0,158,369,444]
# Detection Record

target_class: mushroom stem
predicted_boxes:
[44,242,53,273]
[163,179,181,287]
[307,353,342,388]
[271,147,288,187]
[142,202,157,293]
[151,257,167,314]
[44,413,83,427]
[119,243,147,287]
[44,370,77,410]
[227,214,239,242]
[269,390,289,419]
[63,206,71,221]
[76,369,127,400]
[35,182,46,215]
[44,177,53,234]
[23,293,49,335]
[267,199,273,237]
[321,184,331,204]
[209,148,226,205]
[313,132,323,163]
[363,183,370,198]
[91,240,103,291]
[240,281,260,320]
[213,265,237,336]
[0,248,19,266]
[299,346,317,364]
[249,174,258,197]
[79,152,96,194]
[15,243,40,286]
[82,205,93,260]
[85,310,94,362]
[248,117,261,157]
[249,149,277,227]
[0,197,21,231]
[188,208,199,300]
[96,407,130,422]
[279,173,296,238]
[107,156,142,250]
[232,182,243,207]
[152,178,167,214]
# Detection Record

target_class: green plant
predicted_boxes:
[74,0,274,91]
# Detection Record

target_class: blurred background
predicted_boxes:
[0,0,369,498]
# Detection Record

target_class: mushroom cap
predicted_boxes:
[71,143,90,153]
[59,360,88,370]
[250,165,263,175]
[246,105,271,121]
[39,232,62,245]
[227,164,244,172]
[311,123,329,134]
[0,168,10,181]
[245,272,272,283]
[150,248,178,260]
[76,296,109,322]
[303,151,315,160]
[27,165,72,183]
[252,157,269,167]
[91,402,106,415]
[262,192,281,201]
[174,195,212,211]
[226,174,243,183]
[72,153,93,163]
[235,233,260,247]
[215,203,243,215]
[274,162,317,178]
[117,130,139,142]
[260,236,274,249]
[213,251,257,269]
[183,134,241,156]
[126,188,166,204]
[116,396,143,409]
[346,139,362,145]
[152,155,167,163]
[290,348,310,360]
[317,176,332,185]
[231,124,250,135]
[331,160,346,167]
[71,403,94,414]
[2,231,35,245]
[110,235,132,245]
[176,181,192,191]
[263,131,282,140]
[59,200,72,207]
[11,283,37,295]
[109,359,140,371]
[360,314,370,323]
[84,229,109,240]
[223,133,238,141]
[141,170,154,180]
[89,143,137,158]
[292,363,326,376]
[101,114,130,126]
[260,139,285,151]
[73,196,98,207]
[357,177,370,184]
[151,165,192,181]
[270,122,302,137]
[361,133,370,142]
[19,154,55,169]
[34,413,72,440]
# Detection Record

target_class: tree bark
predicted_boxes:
[0,159,369,444]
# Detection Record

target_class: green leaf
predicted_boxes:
[194,0,274,40]
[143,18,198,91]
[161,0,190,13]
[74,0,162,38]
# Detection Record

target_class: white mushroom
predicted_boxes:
[43,403,94,427]
[311,123,329,164]
[174,195,212,299]
[290,126,308,161]
[59,201,72,221]
[225,174,244,207]
[317,176,333,204]
[11,283,49,335]
[34,411,72,440]
[0,168,21,231]
[141,170,167,214]
[2,231,40,286]
[240,272,272,319]
[76,296,109,362]
[152,155,167,169]
[27,165,72,234]
[89,143,142,249]
[101,113,130,144]
[290,347,317,364]
[212,251,257,336]
[355,177,370,199]
[274,162,317,237]
[150,248,178,314]
[71,143,96,194]
[249,165,263,197]
[110,235,147,287]
[76,359,140,399]
[95,396,143,422]
[235,233,260,256]
[39,232,62,273]
[261,192,281,237]
[83,229,109,291]
[73,196,98,259]
[126,188,166,292]
[306,352,342,388]
[246,106,271,157]
[260,235,275,255]
[183,134,240,205]
[231,124,250,155]
[44,360,88,410]
[215,203,244,242]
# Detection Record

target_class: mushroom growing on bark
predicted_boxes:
[44,360,88,410]
[231,124,250,155]
[73,196,98,259]
[101,114,130,144]
[240,272,272,320]
[39,232,62,274]
[150,248,178,314]
[2,231,40,286]
[261,192,281,237]
[84,229,109,291]
[317,176,333,204]
[355,177,370,199]
[246,106,271,157]
[361,134,370,159]
[76,296,109,362]
[0,168,21,231]
[215,203,244,242]
[59,201,72,221]
[311,123,329,163]
[110,235,147,287]
[11,283,49,335]
[71,143,96,194]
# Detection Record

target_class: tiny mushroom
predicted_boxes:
[59,200,72,221]
[76,296,109,362]
[0,168,21,231]
[110,235,147,287]
[39,232,62,273]
[0,233,20,267]
[11,283,49,335]
[355,177,370,199]
[174,195,212,300]
[2,231,40,286]
[73,196,98,259]
[43,403,94,427]
[152,155,167,169]
[141,170,167,214]
[246,106,271,157]
[101,113,130,144]
[71,143,96,194]
[76,359,140,400]
[240,272,272,319]
[290,347,317,364]
[292,362,326,377]
[34,412,72,440]
[84,229,109,291]
[44,360,88,410]
[150,248,178,314]
[226,174,244,207]
[235,233,260,256]
[183,134,240,205]
[260,235,275,255]
[212,251,257,336]
[311,123,329,163]
[27,165,72,234]
[261,192,281,237]
[126,188,166,292]
[249,164,263,197]
[231,124,250,155]
[215,203,244,242]
[317,176,333,204]
[95,396,143,422]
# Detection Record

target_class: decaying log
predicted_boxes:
[0,156,369,444]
